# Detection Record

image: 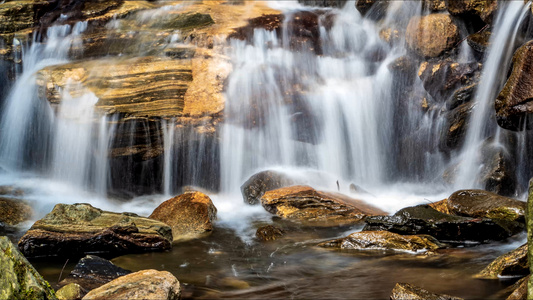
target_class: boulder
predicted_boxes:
[446,0,498,25]
[241,170,295,205]
[59,255,132,292]
[318,231,445,253]
[56,283,83,300]
[149,191,217,241]
[474,243,528,279]
[0,236,57,300]
[261,185,386,227]
[82,269,180,300]
[363,204,524,244]
[495,40,533,131]
[18,203,172,258]
[256,225,284,241]
[0,196,32,227]
[406,14,460,58]
[447,190,525,222]
[355,0,389,20]
[390,282,464,300]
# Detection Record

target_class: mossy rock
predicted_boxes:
[474,243,528,279]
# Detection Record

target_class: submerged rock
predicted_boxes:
[149,191,217,241]
[0,236,57,300]
[59,255,132,292]
[18,203,172,258]
[405,14,459,58]
[318,231,445,253]
[256,225,284,241]
[447,190,525,222]
[261,185,386,227]
[363,204,524,244]
[241,170,295,205]
[474,243,528,279]
[82,269,180,300]
[390,282,464,300]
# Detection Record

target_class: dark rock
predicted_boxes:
[446,0,498,25]
[467,27,491,54]
[445,83,477,110]
[0,236,57,300]
[527,180,533,295]
[298,0,347,8]
[474,243,528,279]
[390,282,464,300]
[447,189,525,222]
[505,275,528,300]
[241,170,295,205]
[149,191,217,241]
[495,40,533,131]
[256,225,284,241]
[261,185,386,227]
[363,204,524,244]
[318,230,446,253]
[422,0,446,12]
[355,0,389,20]
[59,255,132,292]
[440,102,476,151]
[479,147,518,196]
[18,203,172,258]
[406,14,460,58]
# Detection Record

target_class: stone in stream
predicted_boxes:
[149,191,217,241]
[0,236,57,300]
[260,185,386,227]
[18,203,172,258]
[82,269,181,300]
[474,243,528,279]
[318,231,446,253]
[390,282,464,300]
[363,204,524,244]
[241,170,295,205]
[256,225,284,241]
[447,190,525,222]
[59,255,132,292]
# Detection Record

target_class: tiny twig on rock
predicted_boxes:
[58,259,69,283]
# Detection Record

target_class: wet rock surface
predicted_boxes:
[256,225,284,241]
[405,14,460,58]
[149,191,217,241]
[390,282,464,300]
[446,0,498,25]
[18,203,172,258]
[0,196,32,229]
[241,170,295,205]
[447,189,525,221]
[261,185,386,226]
[474,243,528,279]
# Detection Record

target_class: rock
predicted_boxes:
[363,204,524,244]
[390,282,464,300]
[446,0,498,25]
[56,283,84,300]
[261,185,386,227]
[447,190,525,222]
[406,14,460,58]
[467,27,491,54]
[241,170,295,205]
[144,12,214,31]
[440,102,476,151]
[0,236,57,300]
[0,185,24,196]
[82,269,180,300]
[256,225,284,241]
[495,40,533,131]
[423,0,446,12]
[355,0,389,20]
[59,255,132,292]
[298,0,347,8]
[505,275,528,300]
[318,230,445,253]
[0,196,32,226]
[527,180,533,298]
[445,83,477,110]
[0,1,54,34]
[149,191,217,241]
[18,203,172,258]
[428,199,452,215]
[474,243,528,279]
[479,146,517,196]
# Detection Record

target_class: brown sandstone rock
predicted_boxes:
[149,191,217,241]
[406,14,459,58]
[390,282,464,300]
[474,243,528,279]
[447,189,525,222]
[260,185,386,226]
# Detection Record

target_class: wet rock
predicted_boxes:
[149,191,217,241]
[428,199,452,215]
[390,282,464,300]
[82,269,180,300]
[0,196,32,227]
[467,27,491,54]
[406,14,460,58]
[0,1,54,34]
[478,147,518,196]
[318,230,445,253]
[144,12,214,31]
[18,203,172,258]
[388,55,418,86]
[446,0,498,25]
[495,40,533,131]
[261,185,386,227]
[474,243,528,279]
[527,180,533,297]
[59,255,132,292]
[423,0,446,12]
[241,170,295,205]
[505,275,528,300]
[0,236,57,300]
[445,82,477,110]
[447,190,525,222]
[379,27,401,45]
[256,225,284,241]
[355,0,389,20]
[56,283,83,300]
[363,204,524,244]
[0,185,24,196]
[298,0,347,8]
[440,102,476,151]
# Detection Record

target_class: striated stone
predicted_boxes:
[406,14,459,58]
[447,190,525,222]
[261,185,386,227]
[390,282,463,300]
[474,243,528,279]
[256,225,284,241]
[495,40,533,131]
[445,0,498,25]
[18,203,172,258]
[0,236,57,300]
[363,204,524,244]
[56,283,83,300]
[318,231,445,253]
[149,191,217,241]
[82,269,180,300]
[59,255,132,292]
[241,170,295,205]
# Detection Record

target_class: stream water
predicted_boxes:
[1,0,532,299]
